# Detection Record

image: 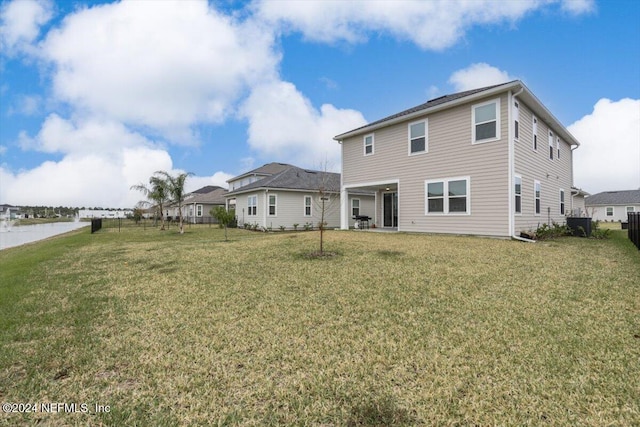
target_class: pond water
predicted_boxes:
[0,221,90,250]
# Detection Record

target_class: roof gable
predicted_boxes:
[227,162,292,183]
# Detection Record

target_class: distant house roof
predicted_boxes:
[226,165,340,196]
[227,162,292,183]
[334,80,580,147]
[183,186,227,205]
[585,190,640,206]
[192,185,223,194]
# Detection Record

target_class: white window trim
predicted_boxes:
[556,137,561,159]
[626,206,636,213]
[532,116,538,151]
[303,195,312,217]
[408,119,428,156]
[559,189,565,215]
[606,206,614,216]
[268,193,277,217]
[548,130,554,160]
[472,98,501,144]
[514,174,522,215]
[424,176,471,215]
[534,180,541,216]
[196,204,203,217]
[364,134,374,156]
[351,198,360,217]
[248,195,257,216]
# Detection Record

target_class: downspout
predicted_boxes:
[510,86,526,241]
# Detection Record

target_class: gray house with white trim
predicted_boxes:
[334,80,580,237]
[585,189,640,222]
[225,163,374,230]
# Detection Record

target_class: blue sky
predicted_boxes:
[1,0,638,208]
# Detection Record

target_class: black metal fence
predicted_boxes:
[628,212,640,250]
[90,218,102,233]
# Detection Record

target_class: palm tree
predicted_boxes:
[131,174,170,230]
[156,171,193,234]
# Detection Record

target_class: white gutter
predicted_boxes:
[512,234,536,243]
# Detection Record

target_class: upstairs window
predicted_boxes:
[473,99,500,143]
[532,116,538,151]
[409,120,427,154]
[248,195,257,216]
[514,175,522,214]
[549,130,554,160]
[364,134,374,156]
[556,137,561,159]
[513,100,520,141]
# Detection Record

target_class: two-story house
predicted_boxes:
[334,80,580,238]
[225,162,374,230]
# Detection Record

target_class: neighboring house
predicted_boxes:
[225,162,374,230]
[0,204,20,220]
[78,209,132,219]
[585,189,640,222]
[165,186,228,224]
[570,187,590,217]
[334,80,580,237]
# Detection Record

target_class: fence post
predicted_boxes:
[629,212,640,250]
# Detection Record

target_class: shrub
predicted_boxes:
[293,223,299,231]
[534,222,571,240]
[591,220,611,239]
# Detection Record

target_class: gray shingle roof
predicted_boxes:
[226,165,340,195]
[183,187,228,204]
[585,189,640,206]
[227,162,292,183]
[336,81,517,138]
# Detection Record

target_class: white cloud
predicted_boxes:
[254,0,592,50]
[241,80,367,171]
[40,0,279,142]
[448,63,515,91]
[185,172,234,193]
[0,0,52,54]
[0,117,235,207]
[570,98,640,194]
[561,0,596,15]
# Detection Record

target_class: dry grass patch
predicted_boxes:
[1,226,639,425]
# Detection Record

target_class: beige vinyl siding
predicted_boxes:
[342,93,510,236]
[513,100,574,233]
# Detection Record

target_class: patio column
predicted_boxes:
[340,187,349,230]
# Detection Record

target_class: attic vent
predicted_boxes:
[428,95,448,102]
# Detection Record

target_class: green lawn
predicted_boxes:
[1,226,639,426]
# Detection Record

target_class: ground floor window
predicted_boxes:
[535,181,541,215]
[196,205,203,217]
[606,206,613,217]
[352,198,360,217]
[304,196,312,216]
[559,189,565,215]
[514,175,522,214]
[248,195,257,216]
[425,177,470,214]
[268,194,277,216]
